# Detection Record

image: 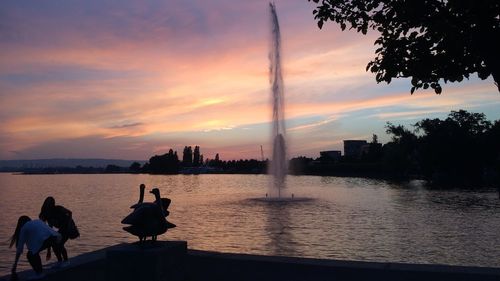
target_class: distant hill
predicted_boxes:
[0,158,146,171]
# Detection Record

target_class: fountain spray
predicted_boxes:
[269,2,286,198]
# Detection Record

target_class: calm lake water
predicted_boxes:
[0,173,499,275]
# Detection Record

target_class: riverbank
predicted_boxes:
[2,241,499,281]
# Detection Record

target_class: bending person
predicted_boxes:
[39,196,79,265]
[10,216,62,279]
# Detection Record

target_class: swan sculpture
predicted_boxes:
[130,184,146,209]
[122,188,176,242]
[131,184,171,216]
[157,196,171,217]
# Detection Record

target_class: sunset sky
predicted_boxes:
[1,0,499,161]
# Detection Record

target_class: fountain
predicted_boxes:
[268,2,287,199]
[252,3,311,203]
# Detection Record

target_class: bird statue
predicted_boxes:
[130,184,146,209]
[156,194,172,217]
[121,188,176,243]
[129,184,172,216]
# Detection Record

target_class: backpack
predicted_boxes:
[67,218,80,239]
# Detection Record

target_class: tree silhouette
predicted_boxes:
[212,153,222,168]
[182,146,193,166]
[193,146,201,167]
[148,149,180,174]
[105,164,122,173]
[415,110,492,184]
[129,162,141,173]
[289,156,314,174]
[309,0,500,93]
[364,134,382,161]
[383,123,419,176]
[380,110,499,185]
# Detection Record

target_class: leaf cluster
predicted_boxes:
[309,0,500,94]
[384,110,499,185]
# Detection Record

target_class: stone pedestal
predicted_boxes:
[106,241,187,281]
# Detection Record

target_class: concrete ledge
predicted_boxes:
[0,244,112,281]
[106,241,187,281]
[0,242,187,281]
[187,250,500,281]
[2,244,500,281]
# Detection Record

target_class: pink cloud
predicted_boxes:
[1,0,498,160]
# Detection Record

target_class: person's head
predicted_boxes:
[9,216,31,248]
[39,196,55,220]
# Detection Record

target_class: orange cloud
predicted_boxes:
[1,1,499,160]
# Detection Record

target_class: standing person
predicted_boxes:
[39,196,79,266]
[9,216,62,279]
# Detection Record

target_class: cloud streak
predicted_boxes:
[1,0,499,160]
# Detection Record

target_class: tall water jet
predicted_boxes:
[269,2,287,198]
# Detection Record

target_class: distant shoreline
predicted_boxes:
[4,170,498,190]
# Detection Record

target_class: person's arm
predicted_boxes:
[12,229,26,274]
[11,251,21,274]
[44,210,54,227]
[44,223,62,241]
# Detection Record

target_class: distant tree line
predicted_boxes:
[138,146,266,174]
[290,110,500,187]
[20,165,131,174]
[138,110,499,186]
[20,110,498,188]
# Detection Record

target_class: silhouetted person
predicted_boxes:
[39,196,79,266]
[9,216,63,280]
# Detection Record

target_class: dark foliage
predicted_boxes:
[309,0,500,93]
[289,156,314,174]
[182,146,193,166]
[362,134,383,162]
[414,110,494,185]
[290,110,499,186]
[105,164,123,173]
[383,122,419,176]
[221,159,266,173]
[384,110,499,186]
[142,147,266,174]
[193,146,201,167]
[147,149,180,174]
[20,166,105,174]
[129,162,142,173]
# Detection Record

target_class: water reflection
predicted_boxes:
[263,201,296,256]
[180,175,201,193]
[0,173,499,276]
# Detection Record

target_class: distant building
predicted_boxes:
[320,150,342,162]
[343,140,368,158]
